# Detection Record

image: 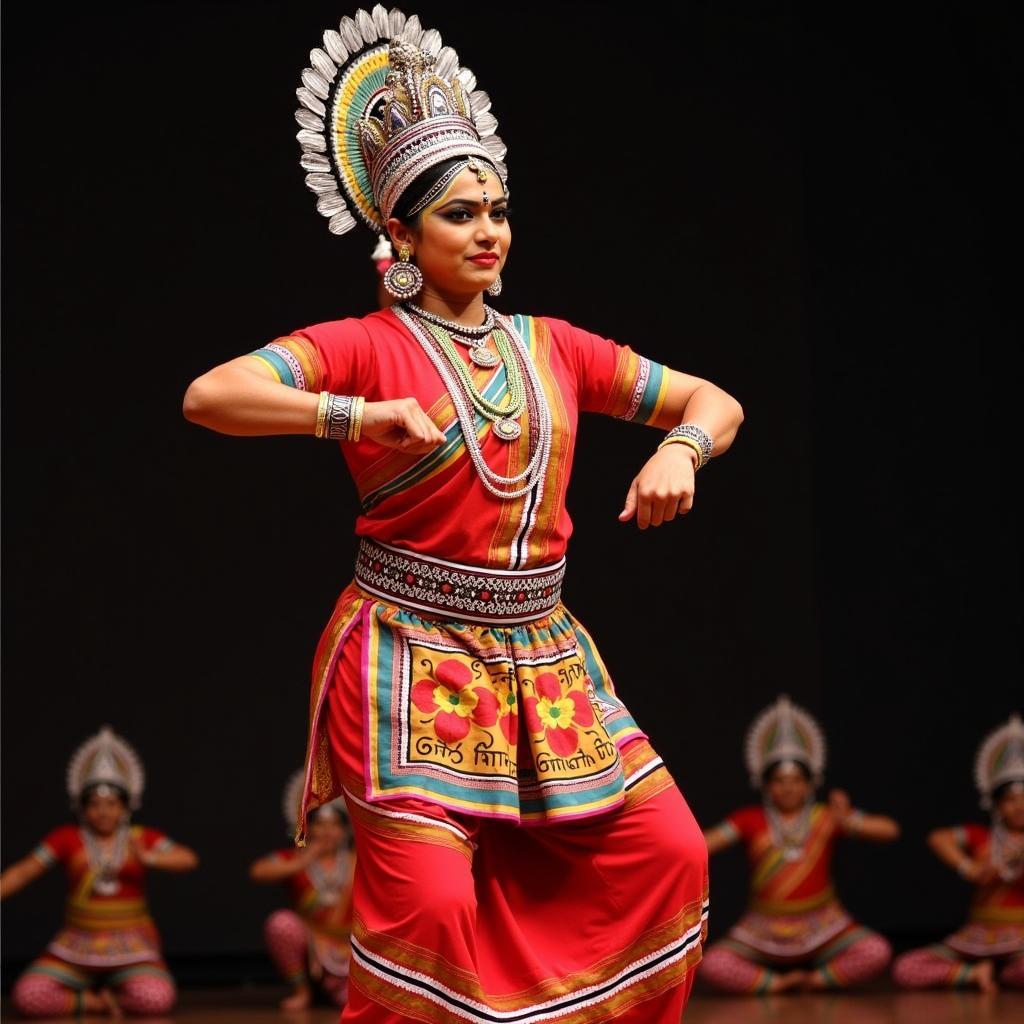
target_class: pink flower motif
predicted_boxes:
[412,658,498,745]
[523,672,594,757]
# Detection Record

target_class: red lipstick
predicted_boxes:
[468,253,499,266]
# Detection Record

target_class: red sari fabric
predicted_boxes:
[255,310,709,1020]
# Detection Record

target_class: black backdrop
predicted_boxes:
[3,1,1020,976]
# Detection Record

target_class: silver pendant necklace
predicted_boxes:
[82,824,130,895]
[403,303,500,368]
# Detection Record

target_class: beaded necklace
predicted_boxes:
[991,819,1024,883]
[765,799,813,862]
[394,306,552,499]
[403,302,500,368]
[307,850,349,905]
[81,824,130,895]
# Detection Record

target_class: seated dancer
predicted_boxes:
[0,727,198,1018]
[893,714,1024,992]
[701,696,898,993]
[250,770,355,1010]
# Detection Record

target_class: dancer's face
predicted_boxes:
[308,812,346,852]
[388,166,510,301]
[998,786,1024,831]
[765,766,811,813]
[82,791,127,835]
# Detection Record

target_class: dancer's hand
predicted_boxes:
[362,399,447,454]
[961,858,998,884]
[618,445,696,529]
[827,789,853,820]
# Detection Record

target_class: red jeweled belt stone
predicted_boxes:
[354,538,565,625]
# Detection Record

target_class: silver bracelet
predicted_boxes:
[662,423,713,465]
[324,394,355,441]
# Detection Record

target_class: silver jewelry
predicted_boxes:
[82,824,130,896]
[404,302,494,338]
[405,303,502,369]
[393,307,552,499]
[383,257,423,300]
[324,394,354,440]
[486,273,503,297]
[307,851,349,906]
[764,799,813,861]
[664,423,713,466]
[990,818,1024,883]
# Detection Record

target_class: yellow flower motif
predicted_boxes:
[536,696,577,730]
[433,683,478,719]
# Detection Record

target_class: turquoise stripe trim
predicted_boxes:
[251,347,296,387]
[362,367,509,511]
[519,772,626,816]
[632,360,666,423]
[571,618,639,739]
[26,964,89,989]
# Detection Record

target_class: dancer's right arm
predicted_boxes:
[703,824,739,856]
[0,854,49,900]
[183,357,445,452]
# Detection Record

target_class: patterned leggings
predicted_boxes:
[701,931,892,993]
[264,908,348,1006]
[10,958,176,1017]
[892,945,1024,989]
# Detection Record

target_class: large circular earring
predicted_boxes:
[486,272,503,297]
[383,243,423,300]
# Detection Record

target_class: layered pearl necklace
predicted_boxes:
[765,800,813,861]
[81,824,130,895]
[404,302,500,368]
[991,819,1024,883]
[307,850,349,906]
[394,305,552,500]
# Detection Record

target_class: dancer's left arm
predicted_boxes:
[0,854,50,900]
[619,369,744,529]
[829,789,900,842]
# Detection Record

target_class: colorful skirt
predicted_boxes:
[718,900,858,963]
[298,542,710,1022]
[945,918,1024,958]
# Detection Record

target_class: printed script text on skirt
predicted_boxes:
[314,585,710,1022]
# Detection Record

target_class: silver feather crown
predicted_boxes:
[975,713,1024,808]
[66,725,145,810]
[744,695,827,789]
[295,6,508,236]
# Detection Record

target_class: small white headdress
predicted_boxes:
[744,695,826,789]
[66,725,145,810]
[975,713,1024,809]
[282,769,347,834]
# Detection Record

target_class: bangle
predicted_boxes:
[846,809,865,834]
[350,396,365,442]
[315,391,330,439]
[659,435,703,467]
[658,423,713,468]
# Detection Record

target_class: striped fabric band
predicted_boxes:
[350,908,708,1024]
[354,538,565,625]
[248,336,323,392]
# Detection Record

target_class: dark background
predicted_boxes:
[3,0,1020,983]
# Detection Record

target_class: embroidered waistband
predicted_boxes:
[354,538,565,625]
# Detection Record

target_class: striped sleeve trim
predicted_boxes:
[601,349,670,424]
[248,336,323,392]
[716,821,740,843]
[152,837,175,854]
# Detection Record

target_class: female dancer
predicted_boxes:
[184,7,744,1020]
[251,771,355,1010]
[701,696,898,993]
[0,727,198,1018]
[892,714,1024,992]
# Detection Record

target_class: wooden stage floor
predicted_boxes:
[4,988,1022,1023]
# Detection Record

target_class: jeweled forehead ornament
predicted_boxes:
[295,6,508,236]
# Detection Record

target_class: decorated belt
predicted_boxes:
[354,538,565,625]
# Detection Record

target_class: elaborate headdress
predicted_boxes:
[282,769,348,834]
[975,713,1024,809]
[66,726,145,810]
[744,695,827,789]
[295,6,508,237]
